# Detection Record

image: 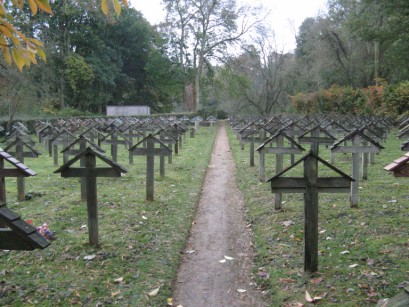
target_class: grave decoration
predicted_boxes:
[257,130,305,209]
[268,151,354,273]
[331,129,384,208]
[129,134,172,201]
[0,206,50,250]
[4,138,41,201]
[55,147,127,246]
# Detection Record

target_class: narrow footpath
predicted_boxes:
[173,121,267,307]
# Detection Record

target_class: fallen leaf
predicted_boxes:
[366,258,375,266]
[185,250,196,254]
[142,215,148,220]
[111,290,121,298]
[349,264,358,268]
[114,277,124,283]
[305,291,322,303]
[340,250,350,255]
[219,259,226,263]
[224,255,234,260]
[237,289,247,293]
[282,220,294,227]
[311,277,324,285]
[319,229,326,234]
[148,287,160,297]
[279,278,296,283]
[84,255,96,261]
[167,297,173,305]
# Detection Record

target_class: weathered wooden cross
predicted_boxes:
[268,151,354,273]
[257,130,305,210]
[331,129,383,208]
[4,138,41,201]
[55,147,127,246]
[129,134,172,201]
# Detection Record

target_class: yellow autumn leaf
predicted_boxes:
[35,0,53,15]
[11,47,25,71]
[0,3,7,17]
[28,0,39,15]
[122,0,128,8]
[26,41,37,53]
[0,36,12,64]
[0,25,13,38]
[30,38,44,47]
[12,0,24,10]
[101,0,108,16]
[10,36,22,47]
[112,0,121,16]
[29,50,38,64]
[37,46,46,62]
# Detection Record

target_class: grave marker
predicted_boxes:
[129,134,172,201]
[268,151,354,273]
[55,147,127,246]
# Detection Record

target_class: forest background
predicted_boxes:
[1,0,408,123]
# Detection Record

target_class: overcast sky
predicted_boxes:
[130,0,328,52]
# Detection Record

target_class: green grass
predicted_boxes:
[228,127,409,306]
[0,126,217,306]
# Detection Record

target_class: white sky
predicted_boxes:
[129,0,328,52]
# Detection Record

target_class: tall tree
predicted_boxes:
[162,0,260,112]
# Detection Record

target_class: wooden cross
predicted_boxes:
[129,134,172,201]
[0,147,37,227]
[62,135,105,201]
[298,124,336,156]
[268,151,354,273]
[331,129,383,208]
[153,129,176,167]
[49,129,76,165]
[99,128,132,162]
[257,130,305,210]
[55,147,127,246]
[4,138,41,201]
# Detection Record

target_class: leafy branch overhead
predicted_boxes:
[0,0,127,71]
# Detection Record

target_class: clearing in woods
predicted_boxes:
[173,121,268,306]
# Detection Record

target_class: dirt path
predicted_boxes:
[172,122,267,307]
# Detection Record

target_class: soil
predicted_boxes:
[172,121,268,307]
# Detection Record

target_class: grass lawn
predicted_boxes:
[228,125,409,306]
[0,125,217,306]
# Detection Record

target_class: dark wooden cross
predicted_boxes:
[153,129,176,167]
[268,151,354,273]
[129,134,172,201]
[55,147,127,246]
[331,129,383,208]
[99,128,132,162]
[49,129,76,165]
[298,124,336,156]
[4,138,41,201]
[62,135,105,201]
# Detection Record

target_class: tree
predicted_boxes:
[162,0,260,112]
[214,28,292,115]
